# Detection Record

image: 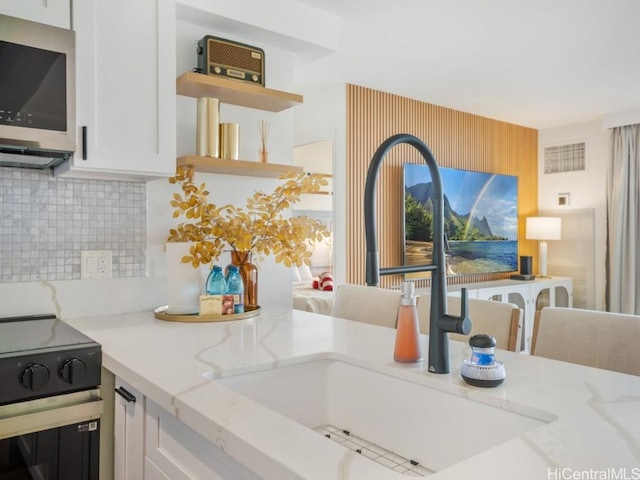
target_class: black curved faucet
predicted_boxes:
[364,133,471,374]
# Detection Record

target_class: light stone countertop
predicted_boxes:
[66,308,640,480]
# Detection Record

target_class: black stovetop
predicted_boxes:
[0,314,99,357]
[0,314,102,405]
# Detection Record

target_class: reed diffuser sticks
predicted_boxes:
[258,120,270,163]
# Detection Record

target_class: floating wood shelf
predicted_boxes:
[177,155,303,178]
[304,172,333,178]
[176,72,303,112]
[303,191,331,195]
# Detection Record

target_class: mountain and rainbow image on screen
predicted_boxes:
[403,163,518,278]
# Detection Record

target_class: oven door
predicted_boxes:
[0,389,102,480]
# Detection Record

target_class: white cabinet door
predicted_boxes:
[553,281,572,307]
[145,458,172,480]
[145,400,261,480]
[114,378,145,480]
[474,284,530,352]
[67,0,175,180]
[476,287,506,303]
[0,0,70,28]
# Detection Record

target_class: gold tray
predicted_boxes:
[153,305,260,323]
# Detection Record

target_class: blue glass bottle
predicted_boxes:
[206,265,227,295]
[226,265,244,313]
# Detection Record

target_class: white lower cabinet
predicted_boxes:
[145,458,172,480]
[461,276,573,353]
[144,401,260,480]
[114,376,260,480]
[114,378,144,480]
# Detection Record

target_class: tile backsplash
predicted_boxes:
[0,167,146,283]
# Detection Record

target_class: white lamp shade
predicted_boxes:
[526,217,562,241]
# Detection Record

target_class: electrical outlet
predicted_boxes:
[81,250,112,279]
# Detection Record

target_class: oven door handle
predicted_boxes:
[115,386,136,403]
[0,397,103,441]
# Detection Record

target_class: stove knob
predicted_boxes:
[60,358,87,385]
[21,363,50,391]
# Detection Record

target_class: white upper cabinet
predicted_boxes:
[0,0,70,28]
[63,0,175,180]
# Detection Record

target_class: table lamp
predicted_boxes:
[526,217,562,278]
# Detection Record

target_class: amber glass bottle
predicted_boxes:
[230,251,258,310]
[394,281,424,363]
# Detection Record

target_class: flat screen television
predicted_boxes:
[403,163,518,278]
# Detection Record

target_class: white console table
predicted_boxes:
[433,276,573,353]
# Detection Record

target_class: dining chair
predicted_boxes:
[416,293,521,351]
[531,307,640,376]
[330,284,402,328]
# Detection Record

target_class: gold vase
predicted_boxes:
[220,123,239,160]
[231,251,258,310]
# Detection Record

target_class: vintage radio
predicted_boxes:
[197,35,265,86]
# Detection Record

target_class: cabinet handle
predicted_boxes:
[115,386,136,403]
[82,126,87,160]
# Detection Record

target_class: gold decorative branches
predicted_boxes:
[168,165,330,268]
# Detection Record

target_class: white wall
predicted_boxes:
[293,139,333,212]
[175,20,296,163]
[146,17,303,310]
[538,120,610,311]
[293,84,346,285]
[148,2,338,310]
[175,0,339,65]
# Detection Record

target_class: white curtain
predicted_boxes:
[607,124,640,314]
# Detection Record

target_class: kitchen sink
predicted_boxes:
[204,358,554,474]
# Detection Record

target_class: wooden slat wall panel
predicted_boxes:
[346,84,539,288]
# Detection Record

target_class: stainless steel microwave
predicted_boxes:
[0,14,76,169]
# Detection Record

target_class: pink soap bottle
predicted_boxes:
[394,281,424,363]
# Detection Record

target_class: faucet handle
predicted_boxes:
[439,288,473,335]
[458,288,472,335]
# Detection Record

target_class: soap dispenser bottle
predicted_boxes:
[394,281,423,363]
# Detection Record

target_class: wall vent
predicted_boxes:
[544,142,586,174]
